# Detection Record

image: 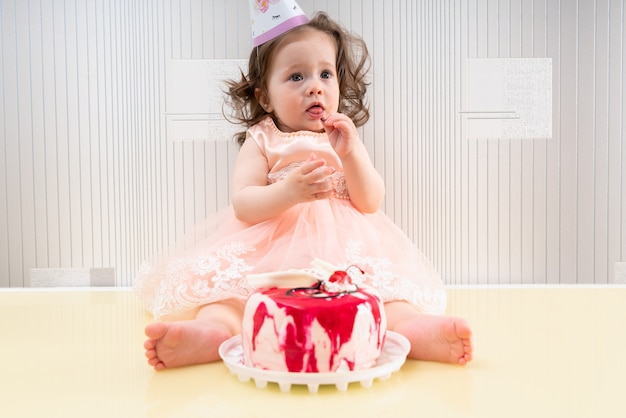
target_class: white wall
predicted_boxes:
[1,0,624,286]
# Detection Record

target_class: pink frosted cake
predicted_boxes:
[242,266,387,373]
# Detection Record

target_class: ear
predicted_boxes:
[254,87,273,112]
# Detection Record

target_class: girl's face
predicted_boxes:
[257,29,340,133]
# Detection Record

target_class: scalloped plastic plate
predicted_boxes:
[218,331,410,393]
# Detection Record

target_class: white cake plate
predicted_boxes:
[218,331,411,393]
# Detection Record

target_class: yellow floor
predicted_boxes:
[1,286,624,418]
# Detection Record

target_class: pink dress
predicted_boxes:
[134,117,446,319]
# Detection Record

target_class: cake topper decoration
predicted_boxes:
[249,0,309,47]
[246,258,364,297]
[320,266,364,294]
[287,270,359,298]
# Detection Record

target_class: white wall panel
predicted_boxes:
[1,0,624,286]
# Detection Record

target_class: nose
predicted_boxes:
[307,80,322,96]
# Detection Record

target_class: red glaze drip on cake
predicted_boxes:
[242,267,387,373]
[251,286,384,372]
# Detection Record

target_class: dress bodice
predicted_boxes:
[248,117,349,199]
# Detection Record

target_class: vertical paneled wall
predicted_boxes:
[1,0,624,286]
[456,0,625,284]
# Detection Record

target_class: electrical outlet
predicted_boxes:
[614,262,626,284]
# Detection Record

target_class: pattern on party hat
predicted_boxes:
[249,0,309,47]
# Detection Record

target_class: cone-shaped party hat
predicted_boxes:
[249,0,309,47]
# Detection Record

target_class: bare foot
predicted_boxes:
[144,320,232,370]
[393,314,473,365]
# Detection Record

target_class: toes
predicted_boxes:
[148,356,166,370]
[453,319,472,339]
[145,322,168,340]
[145,348,157,359]
[144,322,171,370]
[144,339,156,350]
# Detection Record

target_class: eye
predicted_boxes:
[289,73,303,82]
[321,70,332,79]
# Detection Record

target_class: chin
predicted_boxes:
[276,118,324,133]
[295,122,325,133]
[309,120,326,132]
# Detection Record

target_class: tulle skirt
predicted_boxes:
[134,198,446,319]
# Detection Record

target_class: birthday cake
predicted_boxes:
[242,260,387,373]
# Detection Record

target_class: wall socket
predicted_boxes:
[615,262,626,284]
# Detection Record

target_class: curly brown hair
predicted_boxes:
[224,12,370,146]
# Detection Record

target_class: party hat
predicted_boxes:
[249,0,309,47]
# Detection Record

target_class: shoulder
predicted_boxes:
[248,117,274,136]
[242,117,277,157]
[246,117,275,148]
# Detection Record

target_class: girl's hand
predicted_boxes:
[322,112,359,158]
[284,153,335,203]
[320,112,386,213]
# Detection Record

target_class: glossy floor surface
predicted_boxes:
[1,286,624,418]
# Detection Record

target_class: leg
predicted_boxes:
[143,298,245,370]
[385,301,473,365]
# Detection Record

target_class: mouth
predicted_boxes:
[306,103,325,119]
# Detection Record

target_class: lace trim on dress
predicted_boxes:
[267,162,350,200]
[341,239,447,314]
[136,242,256,319]
[135,239,445,318]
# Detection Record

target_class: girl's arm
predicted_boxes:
[323,113,385,213]
[231,138,337,224]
